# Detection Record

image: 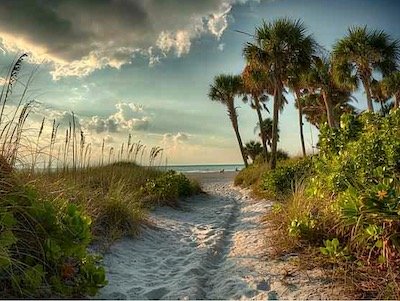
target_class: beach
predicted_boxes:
[98,172,343,300]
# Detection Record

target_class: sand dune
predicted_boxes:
[97,174,343,300]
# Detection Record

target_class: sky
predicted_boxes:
[0,0,399,165]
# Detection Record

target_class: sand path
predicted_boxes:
[98,176,342,300]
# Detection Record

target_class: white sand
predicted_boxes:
[97,173,345,300]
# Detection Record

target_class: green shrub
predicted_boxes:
[0,183,107,298]
[304,110,400,271]
[261,157,313,198]
[307,110,400,263]
[320,238,349,262]
[234,162,269,187]
[141,170,200,206]
[263,109,400,298]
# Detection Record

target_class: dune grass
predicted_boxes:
[21,162,201,244]
[0,56,201,298]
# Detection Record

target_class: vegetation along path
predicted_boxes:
[98,176,341,300]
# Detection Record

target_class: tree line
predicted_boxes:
[208,18,400,169]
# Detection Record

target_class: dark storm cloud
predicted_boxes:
[0,0,243,78]
[0,1,148,59]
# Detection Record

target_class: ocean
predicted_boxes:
[166,164,245,173]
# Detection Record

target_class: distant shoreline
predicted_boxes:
[167,164,245,174]
[184,171,238,185]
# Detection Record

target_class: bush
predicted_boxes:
[234,162,269,188]
[261,157,313,198]
[268,110,400,298]
[0,182,107,298]
[141,170,200,206]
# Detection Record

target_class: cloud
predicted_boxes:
[30,104,82,129]
[162,132,190,148]
[0,76,6,86]
[85,102,151,133]
[207,2,232,38]
[0,0,245,79]
[86,116,118,134]
[156,30,192,57]
[174,132,190,143]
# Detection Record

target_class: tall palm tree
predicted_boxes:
[287,74,308,157]
[244,18,316,169]
[303,56,356,128]
[241,64,271,160]
[208,74,248,167]
[300,83,356,129]
[381,71,400,109]
[332,26,399,112]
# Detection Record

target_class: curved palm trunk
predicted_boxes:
[270,83,282,170]
[361,77,374,112]
[295,90,306,158]
[228,102,248,168]
[254,97,268,161]
[322,90,336,128]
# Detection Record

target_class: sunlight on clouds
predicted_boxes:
[0,76,6,85]
[0,0,250,79]
[157,31,192,57]
[207,3,232,39]
[85,102,151,133]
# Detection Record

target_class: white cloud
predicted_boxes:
[207,3,232,39]
[0,76,6,86]
[85,102,151,133]
[162,132,191,148]
[156,30,192,57]
[0,0,247,79]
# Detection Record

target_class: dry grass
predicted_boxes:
[0,55,199,246]
[234,162,276,201]
[18,163,161,244]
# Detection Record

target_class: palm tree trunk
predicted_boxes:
[322,90,336,128]
[395,92,400,109]
[295,90,306,158]
[270,83,282,170]
[361,77,374,112]
[228,103,248,168]
[254,97,268,161]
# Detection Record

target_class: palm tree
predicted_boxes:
[287,74,308,157]
[244,18,316,169]
[371,78,390,112]
[300,85,356,129]
[303,56,356,128]
[332,26,399,112]
[255,118,276,148]
[241,64,271,160]
[381,71,400,109]
[208,74,248,167]
[244,140,263,162]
